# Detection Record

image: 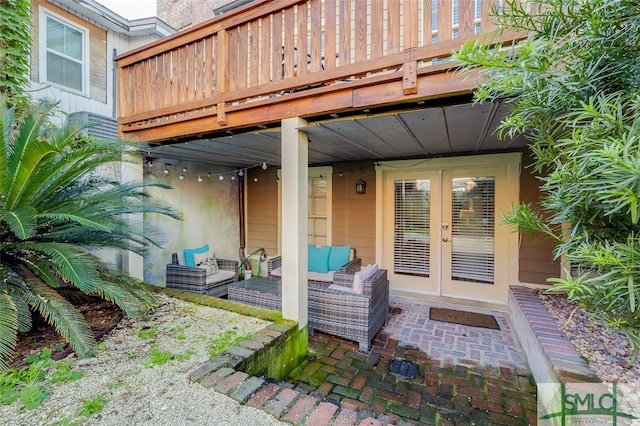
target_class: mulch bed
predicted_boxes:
[9,290,123,370]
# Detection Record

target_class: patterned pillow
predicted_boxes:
[194,252,219,276]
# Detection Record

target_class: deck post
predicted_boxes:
[281,117,309,328]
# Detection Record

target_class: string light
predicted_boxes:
[144,155,274,182]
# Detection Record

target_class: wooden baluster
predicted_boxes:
[438,0,452,42]
[296,2,308,76]
[371,0,383,59]
[193,40,204,99]
[355,0,367,62]
[422,0,434,46]
[284,7,295,79]
[339,0,351,66]
[228,28,238,92]
[458,0,475,38]
[238,24,248,90]
[387,0,400,54]
[177,46,185,105]
[310,0,322,72]
[205,36,214,97]
[170,49,178,106]
[324,0,336,70]
[482,0,497,33]
[403,0,419,50]
[259,18,270,85]
[249,21,259,88]
[271,11,283,82]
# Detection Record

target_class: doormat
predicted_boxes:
[429,307,500,330]
[388,359,419,378]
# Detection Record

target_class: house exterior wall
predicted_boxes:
[157,0,232,30]
[30,0,166,122]
[518,152,561,285]
[143,161,240,286]
[245,154,558,285]
[245,167,279,259]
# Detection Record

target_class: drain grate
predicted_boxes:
[388,359,419,378]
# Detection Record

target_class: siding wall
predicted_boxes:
[332,162,377,266]
[245,167,279,257]
[518,151,561,285]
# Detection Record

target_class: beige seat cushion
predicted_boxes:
[205,269,235,284]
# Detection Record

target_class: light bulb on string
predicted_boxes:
[148,160,153,168]
[179,173,184,180]
[219,175,224,181]
[262,162,267,170]
[164,168,169,175]
[182,168,187,173]
[254,177,258,182]
[208,172,212,178]
[197,175,203,183]
[238,170,244,177]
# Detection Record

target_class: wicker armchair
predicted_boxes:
[308,268,389,351]
[166,253,238,297]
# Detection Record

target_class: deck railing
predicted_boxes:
[116,0,517,140]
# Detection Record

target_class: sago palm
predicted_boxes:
[0,99,180,370]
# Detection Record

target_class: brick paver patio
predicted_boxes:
[282,298,538,425]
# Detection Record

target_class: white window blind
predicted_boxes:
[451,176,495,283]
[394,179,430,276]
[45,15,84,92]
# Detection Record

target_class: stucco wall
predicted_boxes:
[143,160,240,286]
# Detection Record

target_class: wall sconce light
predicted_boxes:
[355,180,367,194]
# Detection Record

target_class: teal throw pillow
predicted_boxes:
[308,245,331,273]
[183,244,209,267]
[328,245,351,271]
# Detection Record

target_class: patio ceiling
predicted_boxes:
[147,100,528,169]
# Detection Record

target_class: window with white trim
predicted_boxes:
[40,10,88,94]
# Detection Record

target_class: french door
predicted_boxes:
[382,156,518,305]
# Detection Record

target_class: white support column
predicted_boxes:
[121,157,144,281]
[281,117,309,328]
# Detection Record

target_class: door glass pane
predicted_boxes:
[394,179,430,276]
[308,175,328,246]
[451,176,495,283]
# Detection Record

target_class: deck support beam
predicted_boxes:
[281,117,309,328]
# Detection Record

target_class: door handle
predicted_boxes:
[442,238,449,242]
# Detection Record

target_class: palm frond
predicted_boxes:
[0,206,37,239]
[13,242,102,293]
[20,279,96,358]
[0,290,18,371]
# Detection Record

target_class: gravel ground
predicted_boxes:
[535,290,640,383]
[536,290,640,421]
[0,294,287,426]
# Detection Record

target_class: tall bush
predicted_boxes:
[454,0,640,362]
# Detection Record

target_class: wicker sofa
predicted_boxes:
[166,252,238,297]
[308,268,389,351]
[267,247,361,285]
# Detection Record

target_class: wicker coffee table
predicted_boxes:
[228,277,282,311]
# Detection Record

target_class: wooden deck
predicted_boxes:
[116,0,521,143]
